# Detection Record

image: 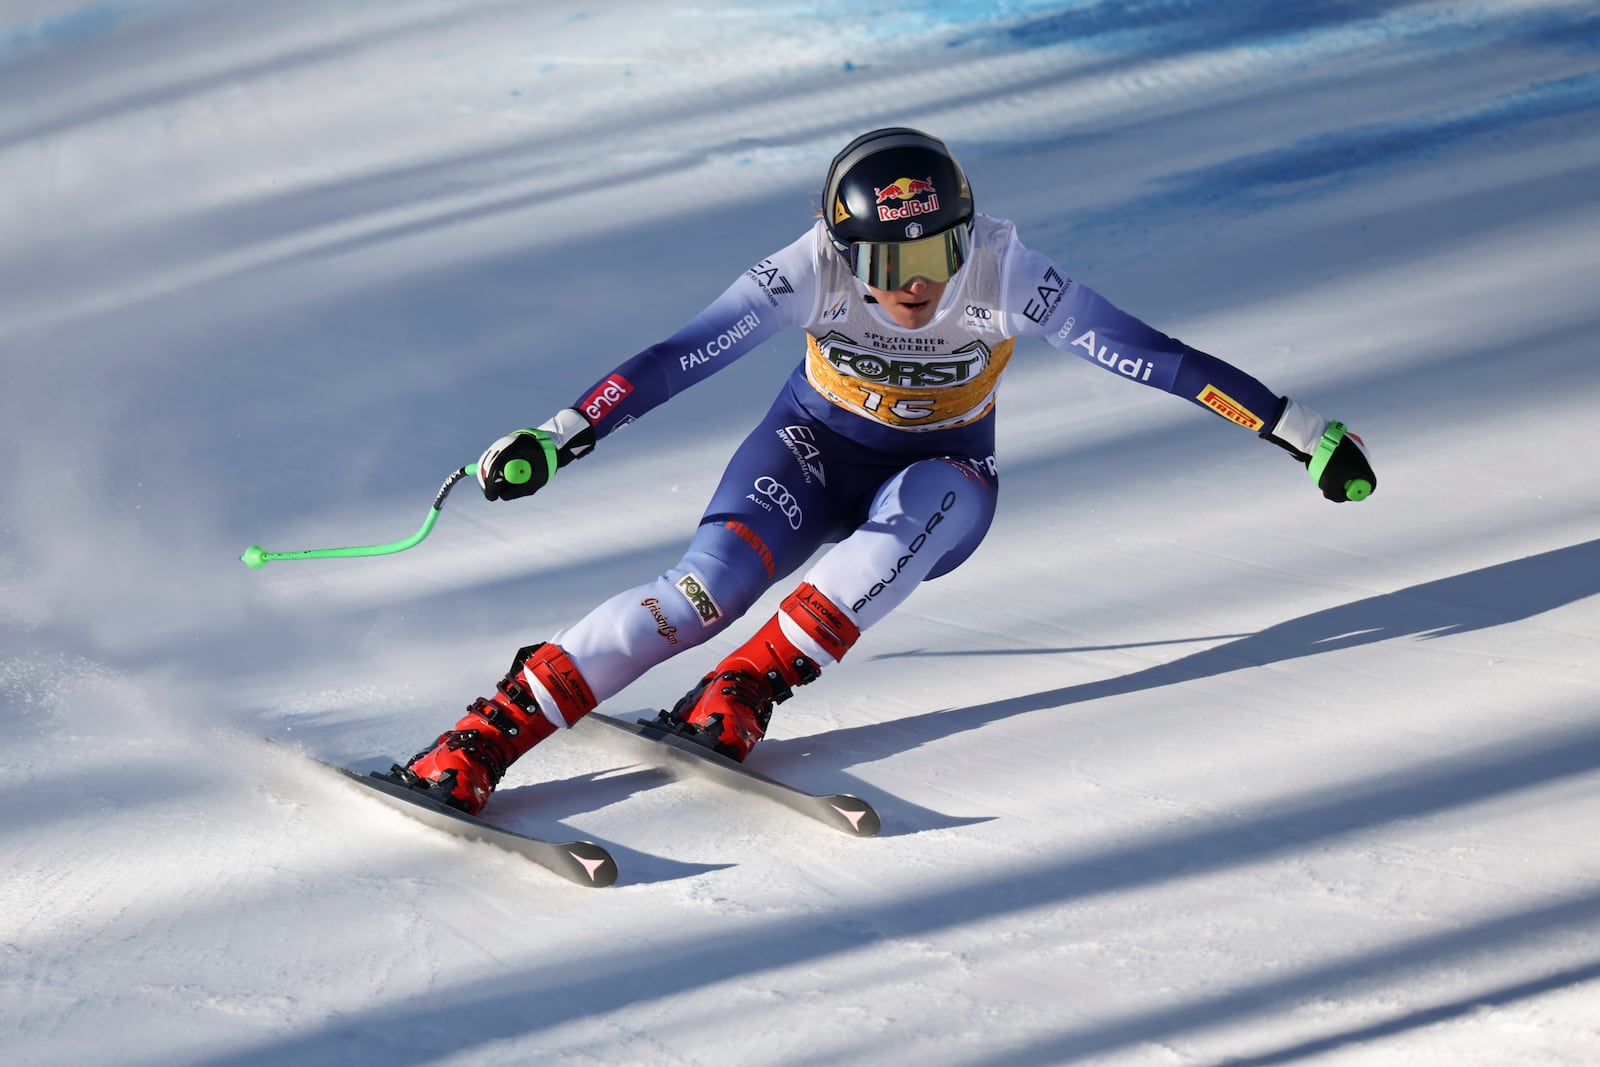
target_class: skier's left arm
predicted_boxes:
[1006,246,1376,502]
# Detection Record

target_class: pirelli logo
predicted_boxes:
[1197,385,1264,430]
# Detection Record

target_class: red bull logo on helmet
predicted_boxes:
[874,176,940,222]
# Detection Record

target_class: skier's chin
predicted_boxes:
[867,278,946,328]
[883,299,936,329]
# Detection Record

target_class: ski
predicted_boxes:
[584,711,881,836]
[322,760,618,888]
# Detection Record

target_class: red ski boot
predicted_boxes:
[665,583,859,761]
[394,643,594,814]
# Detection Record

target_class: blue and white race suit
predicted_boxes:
[530,214,1285,714]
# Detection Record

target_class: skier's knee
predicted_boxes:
[896,458,994,579]
[659,545,766,639]
[895,457,992,530]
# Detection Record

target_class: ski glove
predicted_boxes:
[477,408,597,502]
[1261,397,1376,503]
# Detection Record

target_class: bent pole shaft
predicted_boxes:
[240,464,483,569]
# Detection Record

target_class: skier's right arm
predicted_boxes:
[475,228,820,502]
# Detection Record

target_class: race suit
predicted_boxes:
[526,213,1284,715]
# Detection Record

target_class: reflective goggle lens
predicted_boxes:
[849,226,970,290]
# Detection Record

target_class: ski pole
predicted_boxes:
[239,459,533,569]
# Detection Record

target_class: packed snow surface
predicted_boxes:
[3,2,1598,1064]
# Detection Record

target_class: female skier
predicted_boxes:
[391,127,1376,815]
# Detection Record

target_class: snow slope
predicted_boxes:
[3,1,1599,1064]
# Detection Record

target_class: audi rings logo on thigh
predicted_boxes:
[752,475,803,529]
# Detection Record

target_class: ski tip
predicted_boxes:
[332,763,621,888]
[827,795,882,837]
[564,841,620,888]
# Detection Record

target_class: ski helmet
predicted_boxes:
[823,127,975,291]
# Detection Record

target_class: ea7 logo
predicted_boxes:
[746,259,795,307]
[777,425,826,485]
[1023,267,1067,325]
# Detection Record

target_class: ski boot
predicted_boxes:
[660,583,858,761]
[389,643,594,815]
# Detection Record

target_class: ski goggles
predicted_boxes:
[847,225,971,291]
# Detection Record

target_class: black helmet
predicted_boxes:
[823,127,975,291]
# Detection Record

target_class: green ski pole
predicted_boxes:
[239,459,533,569]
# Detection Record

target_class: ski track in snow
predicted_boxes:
[2,2,1599,1065]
